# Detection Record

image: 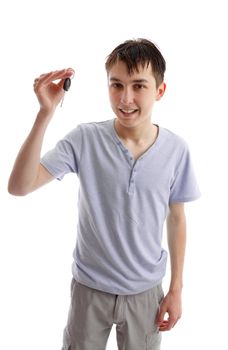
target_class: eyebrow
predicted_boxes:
[109,77,149,84]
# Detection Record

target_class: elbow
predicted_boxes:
[8,181,30,197]
[8,187,28,197]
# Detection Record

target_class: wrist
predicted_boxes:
[38,106,55,117]
[169,282,183,294]
[35,108,55,125]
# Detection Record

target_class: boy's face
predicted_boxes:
[108,61,165,129]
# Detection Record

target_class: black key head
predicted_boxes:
[63,78,71,91]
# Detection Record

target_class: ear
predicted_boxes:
[156,82,166,101]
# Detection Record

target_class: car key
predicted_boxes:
[60,78,71,107]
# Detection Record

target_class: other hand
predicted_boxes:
[156,290,182,331]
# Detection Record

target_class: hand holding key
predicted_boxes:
[33,68,74,114]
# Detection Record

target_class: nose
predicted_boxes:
[120,87,134,105]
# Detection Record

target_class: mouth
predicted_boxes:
[119,108,139,118]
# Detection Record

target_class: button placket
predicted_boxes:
[128,162,137,194]
[115,137,144,195]
[116,142,132,164]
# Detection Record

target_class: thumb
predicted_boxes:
[57,68,75,89]
[156,303,167,325]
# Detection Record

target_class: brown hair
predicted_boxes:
[105,38,166,87]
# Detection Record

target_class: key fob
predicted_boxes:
[63,78,71,91]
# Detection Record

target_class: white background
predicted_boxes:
[0,0,227,349]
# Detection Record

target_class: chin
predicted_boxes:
[116,112,138,124]
[117,117,137,127]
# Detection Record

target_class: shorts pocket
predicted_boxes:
[62,327,72,350]
[70,278,77,298]
[146,330,161,350]
[157,284,164,304]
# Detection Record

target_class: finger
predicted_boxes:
[56,68,75,87]
[35,69,64,81]
[51,68,74,81]
[38,69,65,80]
[35,68,75,88]
[159,320,173,332]
[34,71,63,93]
[40,71,64,86]
[57,70,75,90]
[159,320,169,327]
[156,305,167,326]
[159,316,179,331]
[158,320,169,332]
[33,78,39,88]
[34,72,54,91]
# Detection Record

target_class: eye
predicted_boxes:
[111,82,123,89]
[134,84,145,90]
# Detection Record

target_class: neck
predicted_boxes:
[114,118,156,144]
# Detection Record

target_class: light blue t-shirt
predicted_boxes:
[41,119,200,295]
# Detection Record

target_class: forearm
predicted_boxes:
[157,205,186,331]
[8,110,53,195]
[167,206,186,292]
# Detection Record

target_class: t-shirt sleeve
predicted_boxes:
[169,143,201,203]
[40,125,82,180]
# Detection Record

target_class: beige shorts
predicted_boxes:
[62,279,164,350]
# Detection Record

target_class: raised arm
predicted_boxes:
[8,68,74,196]
[157,202,186,331]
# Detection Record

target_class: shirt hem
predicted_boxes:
[72,274,163,296]
[40,160,63,180]
[169,193,201,203]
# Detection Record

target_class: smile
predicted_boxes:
[119,108,138,115]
